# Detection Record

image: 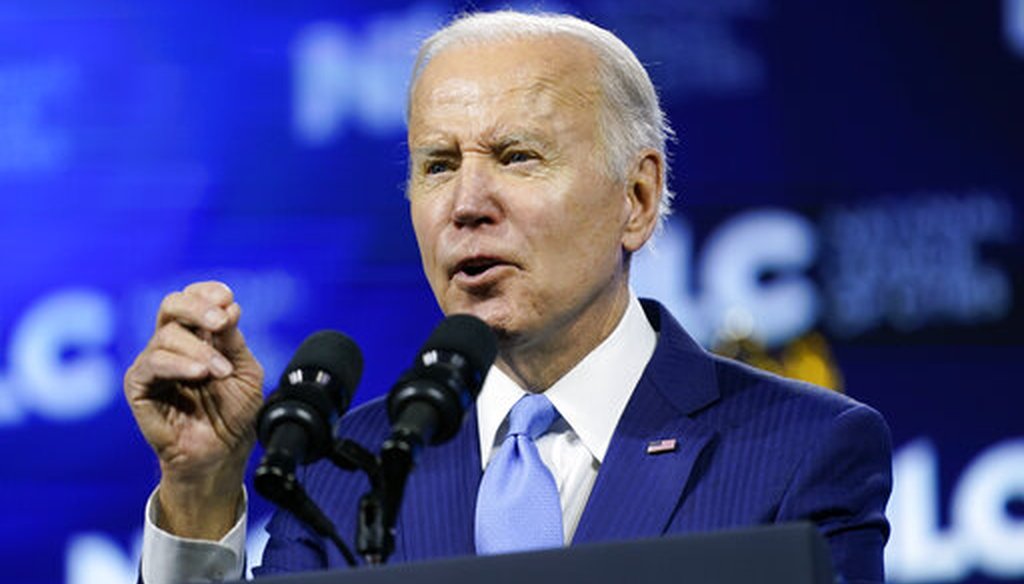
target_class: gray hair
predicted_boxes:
[407,10,675,225]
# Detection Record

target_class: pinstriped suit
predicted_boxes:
[255,300,892,583]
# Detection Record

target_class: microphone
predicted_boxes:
[359,314,496,564]
[254,330,363,510]
[386,313,497,451]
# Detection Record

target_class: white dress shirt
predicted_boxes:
[476,293,657,543]
[141,292,656,582]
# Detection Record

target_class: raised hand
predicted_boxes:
[124,281,264,539]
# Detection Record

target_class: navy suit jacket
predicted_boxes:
[255,300,892,582]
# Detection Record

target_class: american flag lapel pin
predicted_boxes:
[646,438,678,455]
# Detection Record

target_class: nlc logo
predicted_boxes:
[633,208,819,349]
[0,271,300,427]
[290,5,446,145]
[887,439,1024,582]
[0,289,116,424]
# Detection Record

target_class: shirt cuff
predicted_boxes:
[141,485,247,583]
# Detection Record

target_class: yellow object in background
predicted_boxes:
[713,332,845,393]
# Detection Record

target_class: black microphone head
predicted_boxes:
[284,330,364,392]
[386,314,496,446]
[420,314,497,374]
[258,330,363,463]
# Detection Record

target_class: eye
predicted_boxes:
[425,160,453,175]
[502,150,536,165]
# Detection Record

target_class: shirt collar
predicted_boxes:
[476,292,657,468]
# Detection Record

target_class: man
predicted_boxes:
[125,10,892,584]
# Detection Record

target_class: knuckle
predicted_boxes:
[203,344,223,364]
[158,291,182,314]
[156,292,187,327]
[124,350,157,391]
[221,303,243,329]
[187,280,233,305]
[123,360,140,389]
[154,323,177,348]
[214,281,234,300]
[147,349,169,370]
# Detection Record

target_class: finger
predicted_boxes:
[223,302,242,330]
[126,349,210,396]
[156,291,232,333]
[215,322,251,363]
[213,303,244,349]
[147,349,211,382]
[215,325,264,392]
[183,281,234,306]
[152,321,235,378]
[199,302,242,349]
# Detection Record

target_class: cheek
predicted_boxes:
[562,178,625,236]
[560,192,628,271]
[410,205,438,267]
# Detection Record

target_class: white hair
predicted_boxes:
[407,10,675,225]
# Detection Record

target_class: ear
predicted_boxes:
[621,148,664,253]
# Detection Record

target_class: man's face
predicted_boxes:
[407,36,635,351]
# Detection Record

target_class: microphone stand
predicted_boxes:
[355,396,445,565]
[255,437,382,568]
[256,425,419,567]
[326,435,405,566]
[326,438,391,565]
[355,432,416,565]
[328,315,495,566]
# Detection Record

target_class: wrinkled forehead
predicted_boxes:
[407,35,603,126]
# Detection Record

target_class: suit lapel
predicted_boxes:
[397,405,481,561]
[398,300,720,552]
[573,300,720,544]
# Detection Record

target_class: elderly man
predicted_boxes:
[125,10,892,584]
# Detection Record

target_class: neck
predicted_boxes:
[495,281,631,391]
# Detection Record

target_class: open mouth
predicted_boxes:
[453,257,505,279]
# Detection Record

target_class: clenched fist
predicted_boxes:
[124,281,264,539]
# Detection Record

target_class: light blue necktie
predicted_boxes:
[475,393,563,554]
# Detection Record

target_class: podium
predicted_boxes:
[246,522,836,584]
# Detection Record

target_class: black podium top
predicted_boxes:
[245,522,835,584]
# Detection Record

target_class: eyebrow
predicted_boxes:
[409,130,555,158]
[492,133,548,151]
[410,145,459,158]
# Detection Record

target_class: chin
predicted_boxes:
[442,294,519,336]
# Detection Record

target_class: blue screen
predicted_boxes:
[1,2,1021,583]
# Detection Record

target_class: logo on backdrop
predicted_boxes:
[887,439,1024,582]
[633,190,1014,349]
[290,4,445,144]
[0,290,115,424]
[289,0,762,146]
[0,272,300,427]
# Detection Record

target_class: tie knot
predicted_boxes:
[506,394,557,440]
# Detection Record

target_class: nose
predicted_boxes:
[451,156,502,228]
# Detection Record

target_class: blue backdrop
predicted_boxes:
[0,2,1021,583]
